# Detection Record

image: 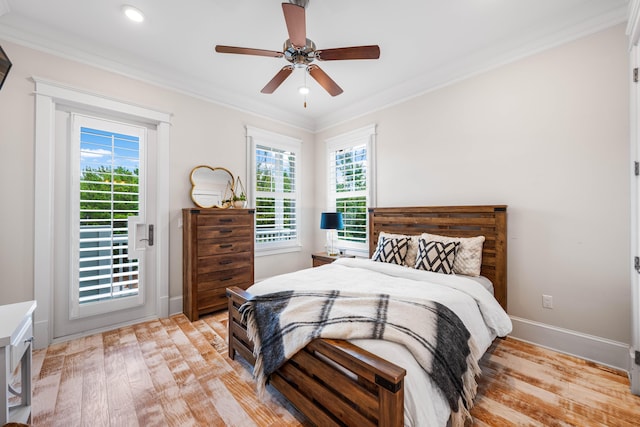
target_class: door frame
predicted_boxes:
[33,77,171,348]
[628,0,640,395]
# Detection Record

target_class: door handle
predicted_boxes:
[140,224,154,246]
[127,217,153,258]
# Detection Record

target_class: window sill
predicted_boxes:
[255,245,302,257]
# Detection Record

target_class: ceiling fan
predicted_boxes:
[214,0,380,97]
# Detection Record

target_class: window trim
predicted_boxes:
[326,124,376,257]
[246,126,302,256]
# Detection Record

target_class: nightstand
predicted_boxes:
[0,300,37,425]
[312,252,355,267]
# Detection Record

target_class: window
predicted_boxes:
[326,125,376,255]
[70,114,148,318]
[75,120,143,305]
[247,126,302,255]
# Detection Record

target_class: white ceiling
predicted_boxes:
[0,0,630,131]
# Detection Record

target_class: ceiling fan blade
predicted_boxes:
[316,45,381,61]
[261,66,294,94]
[308,65,343,96]
[282,3,306,48]
[215,45,283,58]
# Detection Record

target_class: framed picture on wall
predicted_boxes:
[0,45,12,91]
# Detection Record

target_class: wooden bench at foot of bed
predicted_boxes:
[226,286,406,427]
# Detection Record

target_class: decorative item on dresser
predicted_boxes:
[189,165,234,209]
[182,208,254,321]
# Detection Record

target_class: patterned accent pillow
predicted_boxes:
[371,236,410,265]
[415,240,459,274]
[420,233,486,276]
[379,232,420,267]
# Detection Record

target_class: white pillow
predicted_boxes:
[420,233,485,277]
[379,232,419,267]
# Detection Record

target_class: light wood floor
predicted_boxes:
[27,311,640,426]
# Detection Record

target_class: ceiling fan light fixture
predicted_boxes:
[298,86,310,95]
[123,5,145,23]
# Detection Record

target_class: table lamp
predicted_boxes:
[320,212,344,256]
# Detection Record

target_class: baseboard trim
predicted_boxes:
[510,316,630,372]
[169,296,183,317]
[33,319,49,350]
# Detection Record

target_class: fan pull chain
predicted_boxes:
[304,69,308,108]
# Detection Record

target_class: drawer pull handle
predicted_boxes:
[221,277,233,281]
[219,218,233,223]
[220,260,233,265]
[220,229,233,234]
[219,244,233,248]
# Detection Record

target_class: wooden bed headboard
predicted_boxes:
[368,205,507,312]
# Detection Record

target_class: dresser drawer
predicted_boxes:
[197,213,252,227]
[197,287,228,313]
[10,319,32,372]
[197,268,253,292]
[197,226,252,240]
[197,240,252,257]
[197,252,253,274]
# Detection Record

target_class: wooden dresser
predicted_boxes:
[182,208,254,321]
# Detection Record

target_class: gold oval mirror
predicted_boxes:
[189,165,234,208]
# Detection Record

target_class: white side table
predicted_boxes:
[0,300,37,425]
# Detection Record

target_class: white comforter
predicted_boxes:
[247,257,512,427]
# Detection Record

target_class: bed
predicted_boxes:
[226,205,509,426]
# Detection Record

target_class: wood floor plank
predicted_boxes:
[134,319,199,427]
[119,324,168,426]
[31,346,67,425]
[30,314,640,427]
[159,317,227,426]
[51,350,84,426]
[102,328,140,426]
[79,333,109,427]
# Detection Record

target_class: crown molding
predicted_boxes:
[315,4,629,132]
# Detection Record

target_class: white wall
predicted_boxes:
[0,39,315,308]
[316,24,630,347]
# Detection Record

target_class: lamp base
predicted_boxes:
[325,230,338,256]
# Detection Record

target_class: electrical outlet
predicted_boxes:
[542,294,553,309]
[178,217,183,228]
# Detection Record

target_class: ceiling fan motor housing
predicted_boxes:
[284,38,316,67]
[288,0,309,8]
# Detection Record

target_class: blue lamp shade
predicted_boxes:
[320,212,344,230]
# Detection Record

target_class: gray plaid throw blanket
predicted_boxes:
[240,290,481,426]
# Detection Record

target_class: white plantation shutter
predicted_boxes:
[327,125,376,254]
[72,116,146,315]
[247,127,302,254]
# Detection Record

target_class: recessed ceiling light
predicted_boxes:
[123,5,144,23]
